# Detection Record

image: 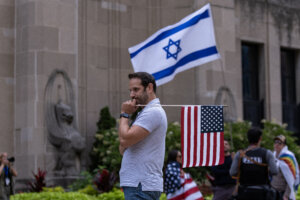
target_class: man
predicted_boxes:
[211,139,236,200]
[271,135,299,200]
[118,72,168,200]
[0,152,17,200]
[230,127,278,200]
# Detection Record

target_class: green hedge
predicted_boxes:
[11,190,167,200]
[11,192,98,200]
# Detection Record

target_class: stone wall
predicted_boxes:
[0,0,14,155]
[14,0,79,186]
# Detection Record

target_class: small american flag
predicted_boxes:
[167,173,204,200]
[181,105,224,168]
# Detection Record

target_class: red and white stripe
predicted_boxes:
[181,106,224,168]
[167,173,204,200]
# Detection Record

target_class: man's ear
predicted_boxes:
[147,83,154,93]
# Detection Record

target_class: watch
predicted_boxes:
[120,113,130,119]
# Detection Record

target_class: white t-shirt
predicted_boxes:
[120,98,168,191]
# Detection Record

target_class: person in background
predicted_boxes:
[211,139,236,200]
[164,150,183,196]
[0,152,17,200]
[230,127,278,200]
[164,149,203,200]
[271,135,299,200]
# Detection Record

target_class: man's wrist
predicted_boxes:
[120,112,130,119]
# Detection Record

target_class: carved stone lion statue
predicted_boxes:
[45,70,86,176]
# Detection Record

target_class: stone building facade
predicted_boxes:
[0,0,299,187]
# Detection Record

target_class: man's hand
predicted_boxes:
[121,99,137,114]
[180,169,184,177]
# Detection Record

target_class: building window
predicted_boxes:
[241,43,264,127]
[281,49,298,133]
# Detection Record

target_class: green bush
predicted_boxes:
[42,186,64,192]
[297,189,300,199]
[90,107,121,174]
[165,122,182,153]
[11,190,168,200]
[11,192,98,200]
[97,189,167,200]
[160,193,167,200]
[68,171,93,191]
[78,185,99,196]
[224,121,251,151]
[97,188,124,200]
[225,120,300,162]
[261,120,300,162]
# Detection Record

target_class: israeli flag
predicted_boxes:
[128,4,220,86]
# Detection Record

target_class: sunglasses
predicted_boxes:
[274,140,283,145]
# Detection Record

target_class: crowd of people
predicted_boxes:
[164,128,299,200]
[117,72,300,200]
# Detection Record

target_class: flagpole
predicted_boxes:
[136,104,228,107]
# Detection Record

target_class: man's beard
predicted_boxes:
[135,91,148,105]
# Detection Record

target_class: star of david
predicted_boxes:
[163,39,182,60]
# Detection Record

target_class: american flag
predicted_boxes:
[181,105,224,168]
[167,173,204,200]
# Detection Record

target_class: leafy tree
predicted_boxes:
[224,120,300,162]
[90,107,119,171]
[96,107,116,132]
[224,121,251,151]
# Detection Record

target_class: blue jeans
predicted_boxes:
[123,183,161,200]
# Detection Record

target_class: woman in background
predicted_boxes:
[164,150,203,200]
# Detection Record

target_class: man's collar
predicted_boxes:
[145,98,160,107]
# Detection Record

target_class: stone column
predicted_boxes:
[15,0,79,189]
[0,0,14,155]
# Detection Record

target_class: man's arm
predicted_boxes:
[0,163,4,176]
[266,150,278,175]
[118,99,150,149]
[9,163,17,177]
[118,117,150,148]
[229,151,240,177]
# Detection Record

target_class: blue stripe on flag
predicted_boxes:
[152,46,218,81]
[130,9,209,59]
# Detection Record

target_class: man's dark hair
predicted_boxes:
[128,72,156,93]
[247,127,262,144]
